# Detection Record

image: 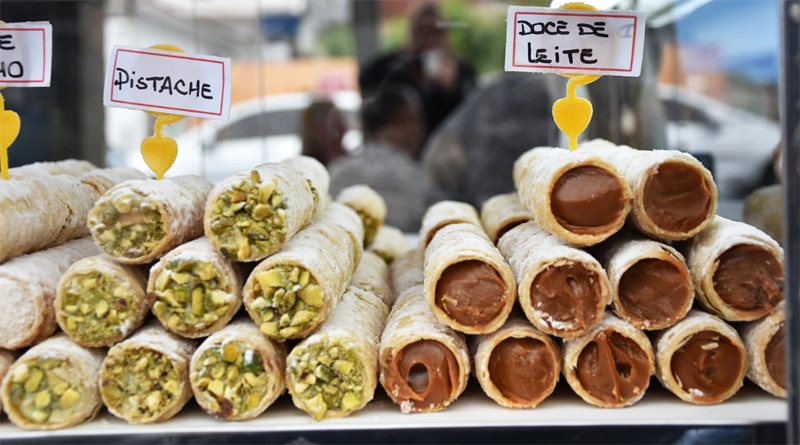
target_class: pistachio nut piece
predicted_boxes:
[89,191,165,260]
[249,265,324,341]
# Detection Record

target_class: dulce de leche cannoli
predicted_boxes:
[1,335,103,430]
[471,315,561,409]
[563,313,654,408]
[655,310,748,405]
[55,254,149,348]
[513,146,632,247]
[480,192,532,244]
[498,221,611,339]
[419,200,482,248]
[683,216,784,322]
[739,301,786,398]
[190,319,287,421]
[424,222,517,335]
[336,184,387,247]
[87,175,213,264]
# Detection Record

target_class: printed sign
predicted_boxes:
[0,22,52,86]
[505,6,646,76]
[103,45,231,120]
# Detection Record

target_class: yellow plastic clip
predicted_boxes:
[140,44,186,180]
[0,87,21,180]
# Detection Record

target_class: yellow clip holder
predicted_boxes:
[0,87,22,180]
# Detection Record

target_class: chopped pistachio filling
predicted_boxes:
[151,260,232,335]
[208,171,288,260]
[191,341,269,418]
[7,358,85,426]
[58,272,137,344]
[250,265,324,341]
[100,348,182,422]
[355,210,379,247]
[90,192,165,259]
[370,249,394,265]
[288,340,365,420]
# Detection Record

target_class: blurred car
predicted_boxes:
[658,84,781,198]
[124,91,362,183]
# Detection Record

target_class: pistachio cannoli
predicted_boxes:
[0,238,101,350]
[419,200,482,248]
[8,159,96,178]
[315,201,365,275]
[480,192,532,244]
[513,146,632,247]
[282,155,331,218]
[424,222,517,335]
[0,349,16,414]
[190,319,286,421]
[148,237,244,338]
[78,167,148,195]
[100,325,196,424]
[498,221,611,339]
[367,225,410,265]
[379,284,470,414]
[336,184,387,247]
[55,255,149,348]
[87,175,213,264]
[739,301,786,398]
[683,216,784,322]
[655,310,748,405]
[1,335,103,430]
[563,313,654,408]
[204,156,328,262]
[471,315,561,409]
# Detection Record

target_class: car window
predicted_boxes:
[661,97,718,130]
[216,109,301,142]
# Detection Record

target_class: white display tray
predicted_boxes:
[1,380,786,441]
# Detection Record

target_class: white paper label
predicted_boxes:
[103,45,231,120]
[0,22,52,87]
[505,6,646,77]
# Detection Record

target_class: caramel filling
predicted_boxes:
[435,260,507,328]
[618,257,691,329]
[530,263,604,335]
[713,245,783,315]
[765,323,786,390]
[670,330,744,403]
[385,340,460,411]
[488,337,558,405]
[643,161,712,233]
[551,166,627,235]
[576,329,652,405]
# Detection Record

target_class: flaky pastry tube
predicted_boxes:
[349,250,393,307]
[1,335,103,430]
[88,175,213,264]
[0,349,17,414]
[0,238,101,350]
[55,254,149,347]
[683,216,784,321]
[739,301,786,398]
[390,248,424,295]
[336,184,387,247]
[654,310,748,405]
[367,225,409,264]
[480,192,532,244]
[513,146,632,247]
[419,200,482,248]
[8,159,96,178]
[79,167,148,195]
[424,222,517,335]
[190,319,287,421]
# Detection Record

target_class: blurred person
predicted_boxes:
[359,2,477,149]
[328,84,435,232]
[300,98,348,166]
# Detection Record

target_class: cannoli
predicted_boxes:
[597,235,693,330]
[87,175,213,264]
[189,319,286,421]
[497,221,611,339]
[471,314,561,409]
[513,146,632,247]
[654,310,748,405]
[314,201,365,274]
[366,225,410,265]
[243,205,361,341]
[419,200,482,248]
[379,284,470,413]
[581,140,717,241]
[1,335,103,430]
[390,247,424,294]
[78,167,148,195]
[147,237,243,338]
[0,349,16,414]
[287,285,389,420]
[204,157,328,262]
[739,301,786,398]
[336,184,387,247]
[55,254,149,348]
[683,216,784,322]
[424,222,517,335]
[480,192,532,244]
[100,324,196,424]
[563,313,654,408]
[8,159,96,178]
[0,238,101,350]
[349,250,393,307]
[0,174,99,264]
[283,155,331,218]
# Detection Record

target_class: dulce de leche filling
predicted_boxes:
[531,262,604,335]
[713,245,783,316]
[385,340,460,410]
[575,329,652,405]
[551,166,627,235]
[643,161,712,233]
[765,323,786,390]
[670,330,744,403]
[488,337,558,405]
[618,257,692,329]
[435,260,507,328]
